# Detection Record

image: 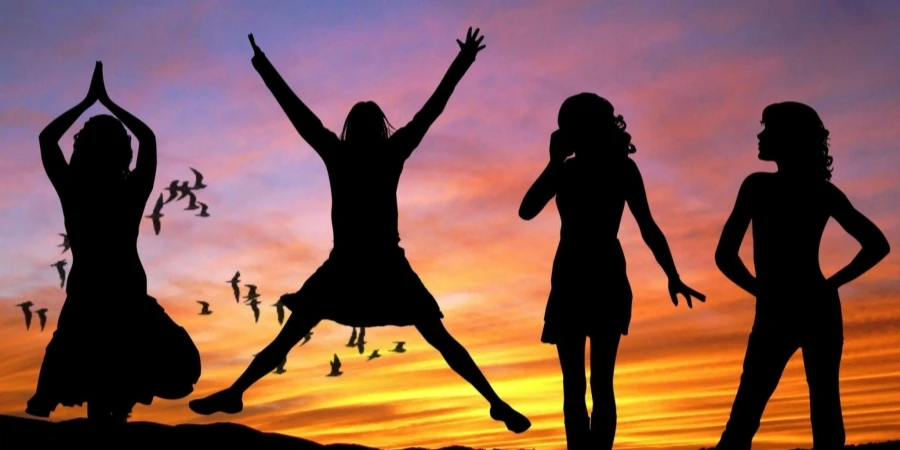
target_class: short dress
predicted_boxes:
[540,158,634,344]
[279,245,444,327]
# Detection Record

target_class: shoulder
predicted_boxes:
[740,171,772,191]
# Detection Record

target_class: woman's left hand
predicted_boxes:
[89,61,110,104]
[457,27,486,58]
[668,276,706,308]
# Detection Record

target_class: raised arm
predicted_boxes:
[39,63,103,193]
[93,62,157,199]
[391,27,485,159]
[714,174,759,297]
[626,159,705,307]
[248,34,338,159]
[825,184,890,289]
[519,130,570,220]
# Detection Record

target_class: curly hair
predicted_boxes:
[558,92,636,157]
[71,114,133,178]
[761,102,833,181]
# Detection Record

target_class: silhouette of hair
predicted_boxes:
[558,93,636,157]
[340,101,395,144]
[70,114,133,178]
[760,101,833,181]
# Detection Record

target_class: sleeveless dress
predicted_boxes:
[541,158,633,344]
[27,175,200,415]
[278,144,444,327]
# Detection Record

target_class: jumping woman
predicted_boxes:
[714,102,890,449]
[519,93,705,449]
[27,62,201,424]
[188,28,531,434]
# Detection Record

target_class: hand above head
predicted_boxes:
[457,27,486,58]
[549,129,573,162]
[668,276,706,308]
[249,33,263,58]
[87,61,110,105]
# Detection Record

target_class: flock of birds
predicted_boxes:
[145,168,210,235]
[16,166,412,378]
[199,271,410,377]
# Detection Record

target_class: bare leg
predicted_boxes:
[589,332,621,450]
[557,333,589,449]
[415,319,531,433]
[189,312,320,415]
[803,321,845,449]
[716,328,797,450]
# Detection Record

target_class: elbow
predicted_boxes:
[518,206,536,221]
[714,249,733,272]
[871,237,891,261]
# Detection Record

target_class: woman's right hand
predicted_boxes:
[249,33,263,58]
[85,61,104,104]
[549,129,573,162]
[457,27,486,59]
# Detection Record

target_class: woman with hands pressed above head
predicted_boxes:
[520,93,705,449]
[27,62,200,425]
[189,28,531,434]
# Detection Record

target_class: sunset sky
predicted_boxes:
[1,1,899,449]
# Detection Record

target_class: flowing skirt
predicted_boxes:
[27,293,200,414]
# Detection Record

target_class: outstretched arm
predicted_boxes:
[715,175,758,297]
[391,27,485,159]
[826,184,890,289]
[626,159,705,306]
[93,63,157,199]
[249,34,338,159]
[39,63,104,193]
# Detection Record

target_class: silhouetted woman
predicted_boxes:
[519,93,705,449]
[714,102,890,449]
[188,28,531,434]
[26,62,201,424]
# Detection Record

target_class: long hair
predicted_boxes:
[761,102,833,181]
[558,93,636,157]
[340,101,395,144]
[70,114,133,179]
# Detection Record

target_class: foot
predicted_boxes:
[490,402,531,433]
[25,397,53,418]
[188,388,243,415]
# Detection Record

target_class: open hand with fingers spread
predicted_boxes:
[457,27,486,59]
[668,276,706,308]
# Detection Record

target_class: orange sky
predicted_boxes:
[1,1,899,449]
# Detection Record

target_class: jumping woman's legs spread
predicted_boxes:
[556,333,589,449]
[189,311,321,415]
[415,319,531,433]
[717,328,798,449]
[589,331,621,450]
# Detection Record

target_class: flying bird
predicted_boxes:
[246,298,262,323]
[300,331,313,346]
[345,327,357,347]
[389,341,406,353]
[51,260,67,288]
[163,180,181,204]
[183,191,200,211]
[326,354,342,377]
[197,301,212,315]
[273,356,287,374]
[367,349,381,361]
[196,202,210,217]
[243,284,260,301]
[227,271,241,302]
[176,181,192,201]
[272,300,285,325]
[15,302,33,330]
[58,233,69,254]
[145,193,165,235]
[35,308,48,331]
[356,327,367,354]
[190,168,207,190]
